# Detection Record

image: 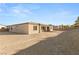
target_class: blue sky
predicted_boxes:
[0,3,78,25]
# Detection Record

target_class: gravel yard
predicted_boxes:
[0,31,62,55]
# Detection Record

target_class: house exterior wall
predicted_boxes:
[8,22,54,34]
[49,26,53,31]
[9,24,29,34]
[40,25,53,32]
[28,24,40,34]
[53,26,59,30]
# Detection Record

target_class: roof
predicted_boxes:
[8,22,53,26]
[0,24,6,26]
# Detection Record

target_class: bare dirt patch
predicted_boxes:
[14,29,79,55]
[0,31,62,55]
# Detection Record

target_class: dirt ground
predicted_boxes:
[15,29,79,55]
[0,31,62,55]
[1,29,79,55]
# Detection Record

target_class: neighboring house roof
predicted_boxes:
[0,24,7,29]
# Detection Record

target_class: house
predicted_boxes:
[7,22,53,34]
[53,25,59,30]
[0,24,7,32]
[0,24,7,29]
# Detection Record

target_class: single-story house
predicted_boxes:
[53,25,64,30]
[7,22,53,34]
[0,24,7,29]
[0,24,7,32]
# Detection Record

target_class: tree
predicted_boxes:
[74,16,79,28]
[75,16,79,25]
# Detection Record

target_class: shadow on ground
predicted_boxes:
[14,29,79,55]
[0,32,26,35]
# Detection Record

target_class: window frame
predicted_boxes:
[33,26,37,30]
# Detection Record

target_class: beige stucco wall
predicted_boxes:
[9,24,29,34]
[39,25,53,32]
[39,25,48,32]
[8,23,54,34]
[49,26,53,31]
[28,24,54,34]
[28,24,40,34]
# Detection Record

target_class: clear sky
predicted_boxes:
[0,3,78,25]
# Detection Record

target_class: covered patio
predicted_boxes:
[39,24,53,32]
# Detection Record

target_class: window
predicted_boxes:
[33,26,37,30]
